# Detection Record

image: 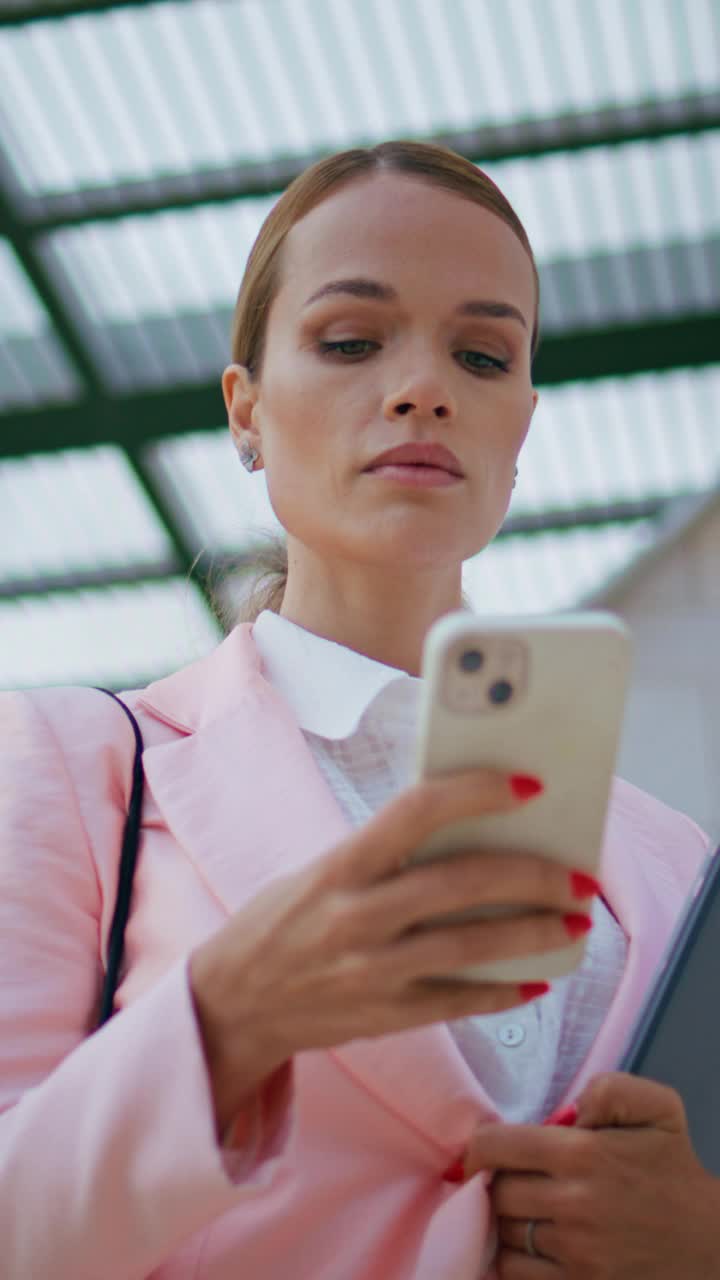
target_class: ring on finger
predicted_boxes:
[526,1218,539,1257]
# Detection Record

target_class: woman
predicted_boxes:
[1,141,717,1280]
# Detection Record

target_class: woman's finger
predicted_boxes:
[497,1217,559,1271]
[384,908,590,982]
[575,1072,688,1134]
[331,769,535,886]
[394,978,553,1026]
[348,849,583,944]
[492,1172,558,1222]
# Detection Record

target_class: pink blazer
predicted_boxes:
[0,624,710,1280]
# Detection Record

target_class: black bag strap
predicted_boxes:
[94,688,145,1029]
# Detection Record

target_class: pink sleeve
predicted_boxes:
[0,690,294,1280]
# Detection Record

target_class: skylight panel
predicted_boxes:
[683,0,720,86]
[485,132,720,262]
[38,128,718,386]
[230,0,315,154]
[504,0,562,117]
[0,239,80,407]
[368,0,437,137]
[48,195,276,325]
[2,0,713,198]
[201,2,272,158]
[149,429,280,552]
[411,0,475,129]
[44,205,256,387]
[315,0,394,137]
[280,0,357,144]
[0,239,48,338]
[545,0,606,109]
[107,5,197,177]
[0,578,221,691]
[513,366,720,514]
[458,0,515,123]
[0,447,174,583]
[592,0,637,101]
[462,522,656,615]
[0,22,73,193]
[26,14,115,189]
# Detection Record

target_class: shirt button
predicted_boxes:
[498,1022,526,1047]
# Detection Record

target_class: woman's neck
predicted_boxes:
[279,557,465,676]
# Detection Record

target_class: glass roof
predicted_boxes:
[2,362,717,688]
[1,0,717,690]
[462,520,656,615]
[0,520,658,691]
[0,578,221,690]
[1,0,716,194]
[0,445,174,583]
[0,237,80,407]
[37,128,719,392]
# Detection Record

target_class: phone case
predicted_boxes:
[413,610,632,983]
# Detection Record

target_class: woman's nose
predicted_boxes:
[382,369,457,421]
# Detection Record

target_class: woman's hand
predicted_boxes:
[463,1072,720,1278]
[188,768,594,1136]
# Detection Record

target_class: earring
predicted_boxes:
[239,442,259,473]
[513,466,519,489]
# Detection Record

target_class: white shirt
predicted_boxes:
[252,610,628,1122]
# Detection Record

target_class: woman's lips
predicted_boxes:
[366,463,462,487]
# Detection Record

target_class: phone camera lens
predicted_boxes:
[489,679,513,704]
[459,649,484,673]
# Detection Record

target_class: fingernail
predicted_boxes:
[509,774,544,800]
[442,1157,466,1183]
[519,980,550,1001]
[563,912,593,940]
[543,1102,578,1127]
[569,870,602,900]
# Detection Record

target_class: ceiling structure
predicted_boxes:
[1,0,718,688]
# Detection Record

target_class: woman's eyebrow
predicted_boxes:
[303,278,395,307]
[303,277,526,329]
[457,299,527,330]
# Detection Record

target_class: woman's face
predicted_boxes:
[226,172,538,573]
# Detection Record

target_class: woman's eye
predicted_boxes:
[318,339,378,359]
[457,350,509,373]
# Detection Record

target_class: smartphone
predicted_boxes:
[411,610,632,984]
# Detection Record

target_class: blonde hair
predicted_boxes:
[228,140,539,623]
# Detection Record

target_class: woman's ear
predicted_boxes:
[222,363,261,456]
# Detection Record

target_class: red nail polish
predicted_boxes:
[519,980,550,1001]
[543,1102,578,1127]
[564,912,593,940]
[569,870,602,900]
[442,1157,466,1183]
[509,774,544,800]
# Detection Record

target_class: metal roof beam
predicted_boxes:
[7,93,719,233]
[0,0,174,25]
[122,445,223,623]
[0,154,101,392]
[0,157,220,619]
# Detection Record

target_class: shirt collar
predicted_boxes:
[251,609,420,739]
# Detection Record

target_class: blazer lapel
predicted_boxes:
[141,681,350,912]
[138,625,496,1154]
